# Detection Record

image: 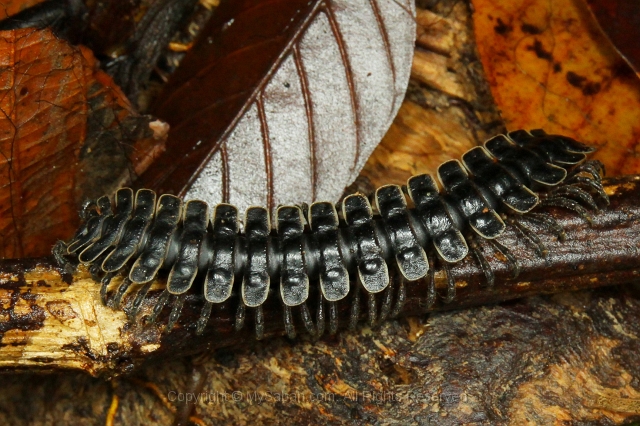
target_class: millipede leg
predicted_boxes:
[487,238,520,279]
[196,301,213,335]
[426,257,436,308]
[100,273,114,305]
[89,251,111,282]
[255,306,264,340]
[53,241,75,274]
[149,289,170,324]
[111,277,133,309]
[391,277,406,318]
[525,212,566,242]
[328,302,338,335]
[90,263,104,283]
[567,160,604,183]
[235,303,246,332]
[52,240,67,264]
[567,170,603,185]
[283,305,296,339]
[469,240,494,287]
[590,159,605,177]
[566,175,609,205]
[511,218,547,258]
[316,291,325,338]
[165,294,186,333]
[299,202,310,221]
[349,283,361,331]
[571,159,606,175]
[131,282,153,319]
[379,278,394,323]
[79,199,97,220]
[367,293,377,327]
[442,263,456,303]
[541,196,592,224]
[300,303,316,336]
[551,185,598,210]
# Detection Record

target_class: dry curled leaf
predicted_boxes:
[0,28,164,258]
[143,0,416,212]
[472,0,640,176]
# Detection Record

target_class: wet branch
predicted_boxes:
[1,175,639,377]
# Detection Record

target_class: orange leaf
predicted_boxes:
[584,0,640,75]
[472,0,640,175]
[0,29,164,258]
[0,0,45,19]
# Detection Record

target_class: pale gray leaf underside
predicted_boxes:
[186,0,416,217]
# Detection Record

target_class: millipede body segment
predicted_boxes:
[54,129,609,338]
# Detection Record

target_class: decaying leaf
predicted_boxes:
[472,0,640,177]
[0,0,206,109]
[0,28,165,258]
[0,0,44,19]
[143,0,416,213]
[584,0,640,76]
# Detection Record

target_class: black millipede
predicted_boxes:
[53,129,609,339]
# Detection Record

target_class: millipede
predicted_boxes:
[53,129,609,339]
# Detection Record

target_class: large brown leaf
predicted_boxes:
[145,0,416,212]
[472,0,640,176]
[0,0,44,18]
[0,28,165,258]
[584,0,640,75]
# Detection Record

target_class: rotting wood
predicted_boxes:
[0,175,639,377]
